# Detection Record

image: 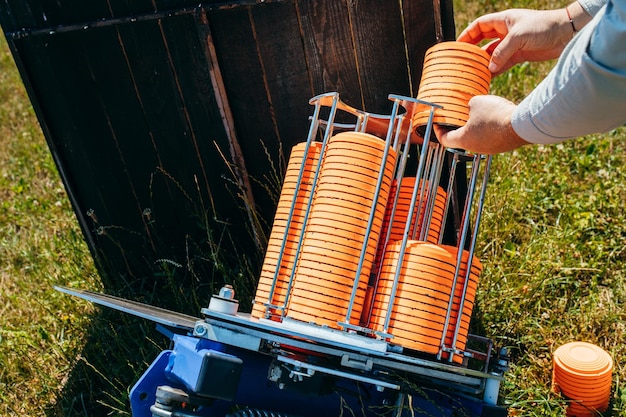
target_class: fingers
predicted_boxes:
[457,11,509,44]
[487,35,518,74]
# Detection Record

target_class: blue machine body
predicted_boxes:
[128,331,502,417]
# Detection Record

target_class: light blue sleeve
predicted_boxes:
[511,0,626,144]
[579,0,608,15]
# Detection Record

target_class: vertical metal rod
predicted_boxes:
[382,106,436,333]
[264,97,324,316]
[438,152,460,245]
[278,93,341,315]
[420,144,446,241]
[410,145,432,240]
[364,119,413,328]
[447,155,492,359]
[439,154,482,358]
[359,113,370,133]
[343,99,402,326]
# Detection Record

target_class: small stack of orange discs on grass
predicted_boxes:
[413,41,491,132]
[553,342,613,416]
[286,132,397,329]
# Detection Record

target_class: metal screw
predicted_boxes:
[194,324,206,336]
[219,285,235,299]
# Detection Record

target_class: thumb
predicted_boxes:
[433,124,464,149]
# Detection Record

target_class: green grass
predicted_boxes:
[2,0,626,415]
[452,1,626,415]
[0,33,101,414]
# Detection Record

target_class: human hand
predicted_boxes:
[434,95,529,154]
[458,8,575,75]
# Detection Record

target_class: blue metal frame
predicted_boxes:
[130,332,495,417]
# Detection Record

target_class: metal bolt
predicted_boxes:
[219,285,235,299]
[194,324,206,336]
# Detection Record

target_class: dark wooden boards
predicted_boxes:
[0,0,456,293]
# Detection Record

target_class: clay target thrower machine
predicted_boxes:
[59,91,509,417]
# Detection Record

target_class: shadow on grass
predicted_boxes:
[48,311,163,416]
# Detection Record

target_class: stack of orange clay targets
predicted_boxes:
[252,141,324,320]
[414,41,491,130]
[286,132,396,328]
[251,41,492,362]
[553,342,613,416]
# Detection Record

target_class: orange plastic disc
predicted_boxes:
[379,324,443,347]
[329,131,389,149]
[373,285,452,307]
[293,265,370,287]
[292,274,366,297]
[371,298,450,322]
[426,41,491,59]
[313,191,382,208]
[380,255,457,275]
[295,257,364,277]
[317,174,393,193]
[290,284,365,307]
[304,219,380,238]
[323,147,389,162]
[311,204,386,223]
[423,58,490,80]
[421,66,489,87]
[295,240,368,261]
[371,311,446,335]
[420,61,489,76]
[312,195,387,214]
[420,70,490,91]
[554,342,613,375]
[376,273,454,298]
[299,236,377,258]
[320,162,396,183]
[316,180,393,198]
[418,81,487,97]
[424,49,490,69]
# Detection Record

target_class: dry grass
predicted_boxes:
[1,0,626,415]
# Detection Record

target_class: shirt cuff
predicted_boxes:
[511,98,570,145]
[578,0,607,16]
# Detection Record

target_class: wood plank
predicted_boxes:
[115,15,255,292]
[53,0,112,27]
[207,5,284,230]
[250,1,314,160]
[345,0,411,114]
[15,30,148,278]
[296,0,362,109]
[160,13,263,259]
[403,0,456,95]
[91,21,184,256]
[107,0,156,17]
[0,0,45,32]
